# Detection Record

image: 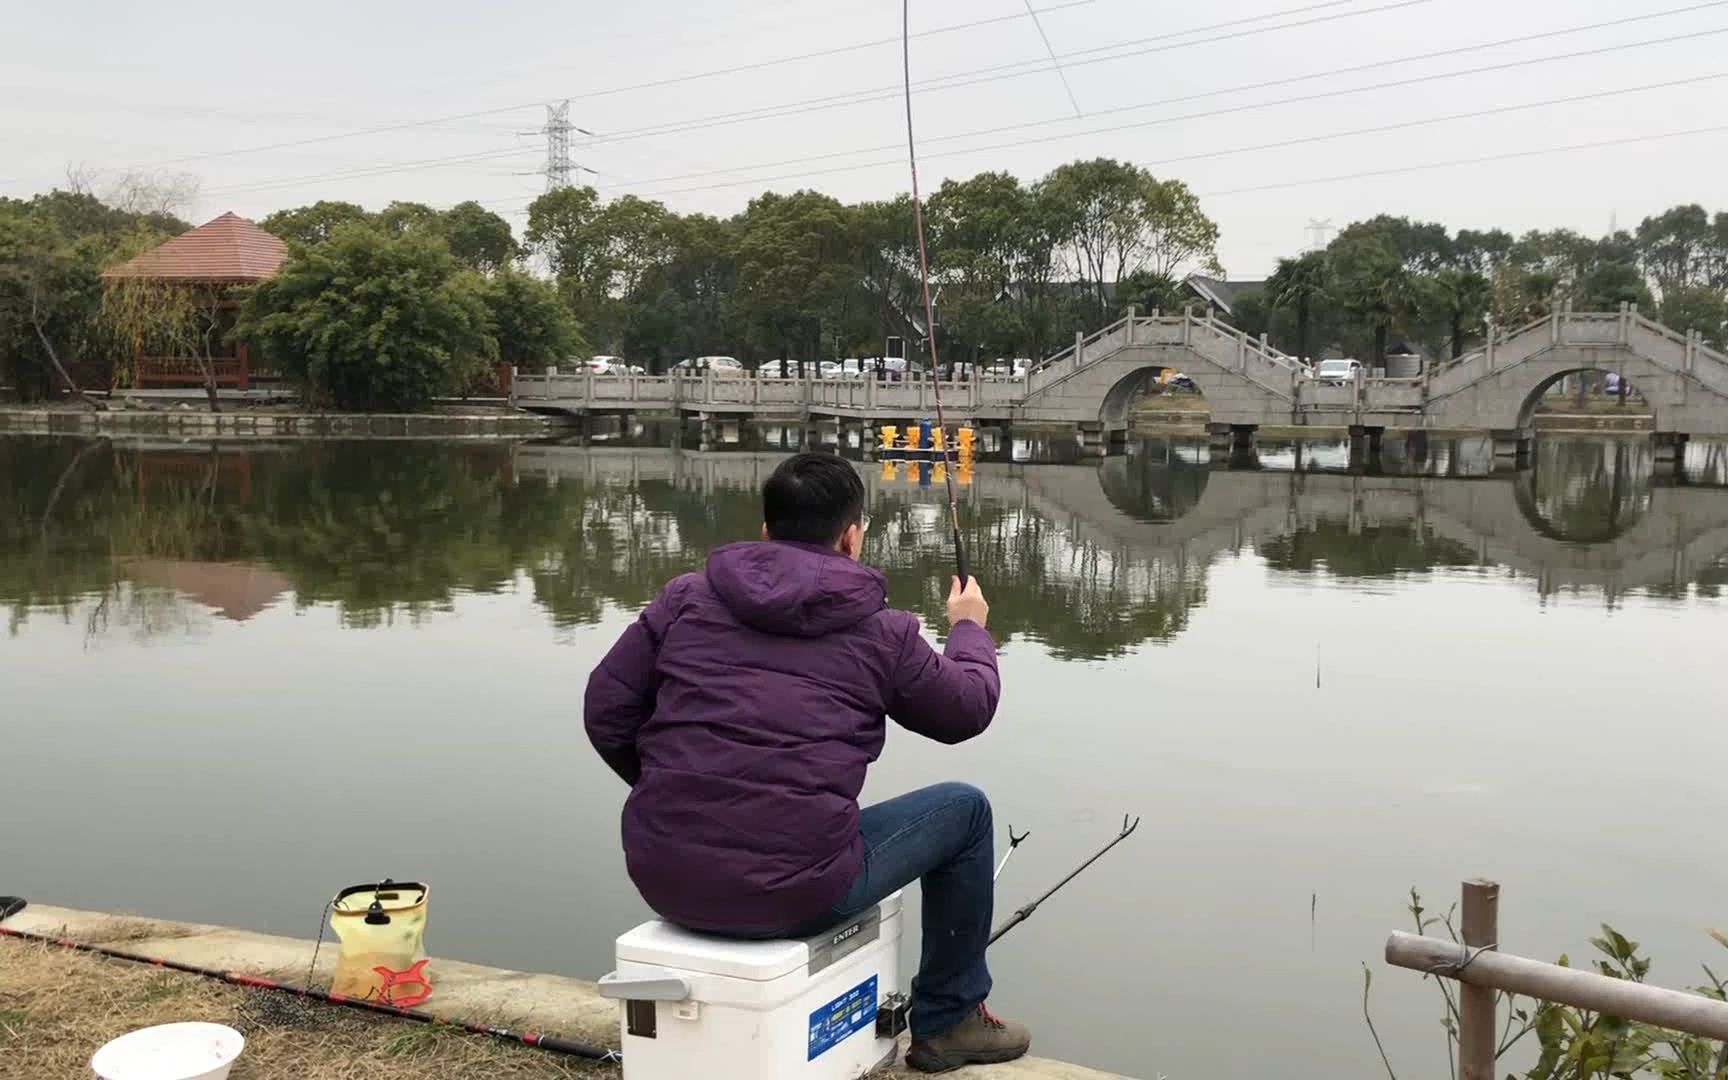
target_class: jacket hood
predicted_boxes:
[705,541,887,637]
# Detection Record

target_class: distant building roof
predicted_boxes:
[101,212,288,284]
[1182,274,1264,316]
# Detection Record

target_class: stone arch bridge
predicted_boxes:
[509,446,1728,598]
[511,308,1728,459]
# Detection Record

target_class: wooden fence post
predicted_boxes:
[1460,879,1500,1080]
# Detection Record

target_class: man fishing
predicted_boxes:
[584,451,1031,1073]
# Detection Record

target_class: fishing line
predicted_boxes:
[903,0,970,588]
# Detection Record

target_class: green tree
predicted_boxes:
[850,197,921,367]
[260,200,370,247]
[735,190,853,372]
[1635,203,1713,293]
[1037,158,1220,325]
[441,201,519,274]
[1264,251,1331,364]
[1330,235,1423,369]
[1432,267,1492,359]
[1659,283,1728,348]
[928,173,1033,366]
[524,187,674,354]
[234,225,495,410]
[0,202,109,405]
[1575,233,1654,311]
[376,200,443,238]
[483,267,586,370]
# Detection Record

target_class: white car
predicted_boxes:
[586,355,624,374]
[673,356,745,377]
[1314,358,1363,386]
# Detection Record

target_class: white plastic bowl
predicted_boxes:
[90,1022,245,1080]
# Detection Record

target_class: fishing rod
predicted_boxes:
[989,814,1140,947]
[0,900,619,1064]
[902,0,969,587]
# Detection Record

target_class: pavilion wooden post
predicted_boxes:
[1459,879,1501,1080]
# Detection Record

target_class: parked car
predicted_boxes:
[979,358,1030,381]
[586,355,624,374]
[672,356,745,377]
[816,361,844,379]
[1314,358,1363,386]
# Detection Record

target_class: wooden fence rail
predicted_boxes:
[1385,879,1728,1079]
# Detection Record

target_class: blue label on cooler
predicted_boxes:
[807,974,878,1061]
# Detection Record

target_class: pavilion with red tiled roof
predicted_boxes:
[100,213,289,391]
[103,212,287,283]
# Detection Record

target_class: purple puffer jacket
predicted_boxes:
[583,540,1000,934]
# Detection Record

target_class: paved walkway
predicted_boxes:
[4,903,1128,1079]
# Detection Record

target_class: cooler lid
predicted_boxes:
[618,893,902,982]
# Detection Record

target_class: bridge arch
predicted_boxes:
[1098,364,1211,429]
[1513,366,1647,431]
[1424,317,1721,436]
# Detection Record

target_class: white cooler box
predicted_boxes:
[598,891,907,1080]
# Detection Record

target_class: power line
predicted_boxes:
[199,146,540,197]
[1020,0,1084,118]
[218,23,1716,213]
[559,0,1098,104]
[123,1,1100,171]
[467,70,1724,216]
[1199,124,1728,198]
[609,26,1728,199]
[182,0,1726,208]
[157,0,1426,202]
[578,0,1436,147]
[595,5,1728,190]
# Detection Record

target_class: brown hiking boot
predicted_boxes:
[905,1003,1032,1073]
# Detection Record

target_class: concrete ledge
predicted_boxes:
[0,407,564,438]
[5,905,1129,1079]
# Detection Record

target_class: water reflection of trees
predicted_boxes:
[515,473,1207,660]
[1,439,1210,659]
[1259,522,1479,577]
[8,436,1721,649]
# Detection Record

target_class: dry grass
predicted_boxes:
[0,939,615,1079]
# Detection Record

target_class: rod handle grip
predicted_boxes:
[954,529,969,589]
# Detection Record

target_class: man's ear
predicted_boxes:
[761,523,771,541]
[839,523,863,560]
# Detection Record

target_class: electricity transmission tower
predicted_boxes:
[1303,218,1335,252]
[543,101,574,191]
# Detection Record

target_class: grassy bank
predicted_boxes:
[0,936,611,1080]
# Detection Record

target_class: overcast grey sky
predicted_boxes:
[6,0,1726,277]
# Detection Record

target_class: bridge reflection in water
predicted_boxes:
[512,437,1728,655]
[3,436,1725,662]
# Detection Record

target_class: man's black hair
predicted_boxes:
[763,452,865,547]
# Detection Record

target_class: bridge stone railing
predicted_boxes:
[509,307,1728,434]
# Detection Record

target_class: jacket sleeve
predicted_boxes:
[583,580,683,786]
[884,616,1001,745]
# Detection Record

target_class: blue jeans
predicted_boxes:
[784,782,995,1039]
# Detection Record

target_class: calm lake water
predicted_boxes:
[4,429,1728,1079]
